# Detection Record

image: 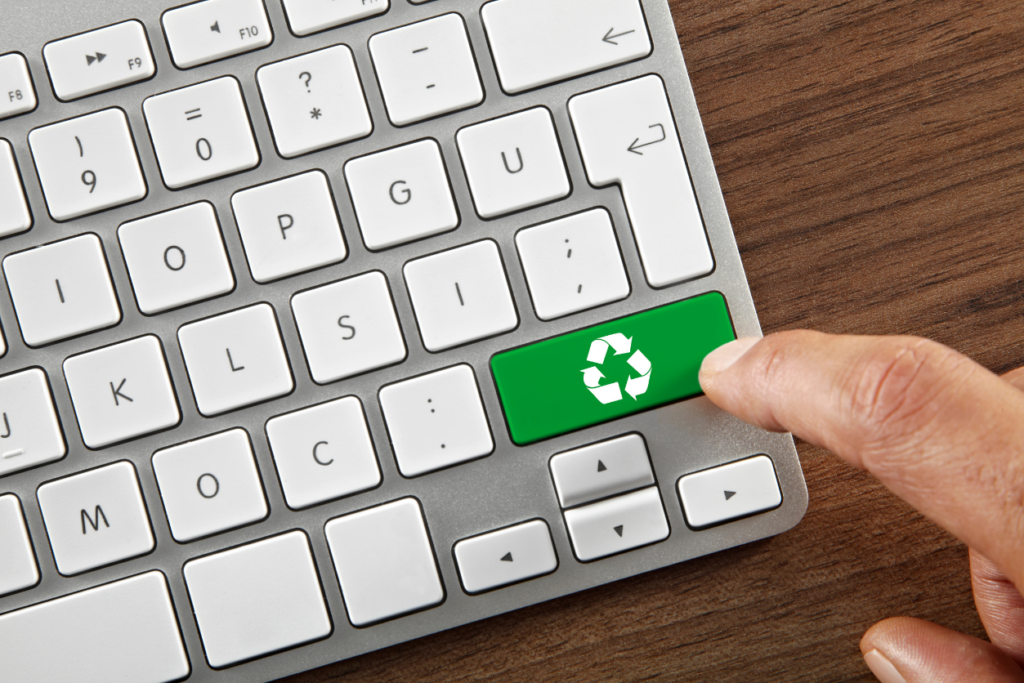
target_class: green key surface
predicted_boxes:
[491,292,737,445]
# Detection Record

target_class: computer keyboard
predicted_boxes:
[0,0,808,680]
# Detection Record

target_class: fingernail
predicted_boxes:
[700,337,760,375]
[863,649,907,683]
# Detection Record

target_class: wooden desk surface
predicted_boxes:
[289,1,1024,680]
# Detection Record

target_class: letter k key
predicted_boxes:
[110,379,133,406]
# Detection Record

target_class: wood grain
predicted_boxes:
[289,1,1024,680]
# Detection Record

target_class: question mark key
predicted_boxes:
[256,45,372,157]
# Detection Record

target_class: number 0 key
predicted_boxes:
[143,76,260,189]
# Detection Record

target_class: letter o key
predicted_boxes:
[197,473,220,498]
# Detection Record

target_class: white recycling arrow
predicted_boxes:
[586,333,633,365]
[581,333,651,404]
[624,350,651,400]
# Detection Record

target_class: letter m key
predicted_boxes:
[81,505,110,534]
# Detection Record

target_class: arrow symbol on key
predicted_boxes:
[85,52,107,66]
[628,124,667,155]
[501,552,513,562]
[603,28,636,45]
[724,490,737,500]
[614,525,624,537]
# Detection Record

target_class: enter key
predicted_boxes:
[569,75,714,288]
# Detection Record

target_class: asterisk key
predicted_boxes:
[310,107,322,120]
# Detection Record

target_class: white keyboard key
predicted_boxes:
[143,76,260,189]
[454,520,557,594]
[570,76,713,287]
[516,208,630,320]
[291,271,406,384]
[184,531,330,668]
[4,234,121,347]
[550,434,654,509]
[266,397,381,509]
[28,108,147,221]
[43,20,156,101]
[0,369,66,477]
[563,486,668,562]
[678,455,783,529]
[0,139,32,237]
[380,364,493,477]
[281,0,389,36]
[153,429,268,542]
[482,0,651,94]
[345,139,458,250]
[325,498,443,626]
[232,170,347,282]
[37,461,155,575]
[0,495,39,596]
[404,240,518,351]
[369,13,484,126]
[0,53,37,120]
[457,107,570,218]
[257,45,373,158]
[163,0,273,69]
[64,336,180,448]
[119,202,235,314]
[0,572,190,683]
[178,303,294,416]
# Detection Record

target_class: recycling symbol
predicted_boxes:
[581,333,652,404]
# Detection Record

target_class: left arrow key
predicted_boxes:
[44,20,155,101]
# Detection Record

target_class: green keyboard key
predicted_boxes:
[491,292,736,445]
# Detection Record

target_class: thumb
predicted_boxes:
[861,617,1024,682]
[697,331,1024,590]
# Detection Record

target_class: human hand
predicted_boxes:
[698,331,1024,683]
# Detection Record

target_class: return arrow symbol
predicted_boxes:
[627,124,667,155]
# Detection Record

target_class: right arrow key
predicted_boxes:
[678,456,783,530]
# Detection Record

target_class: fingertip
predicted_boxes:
[860,616,1024,682]
[698,337,760,384]
[863,649,908,683]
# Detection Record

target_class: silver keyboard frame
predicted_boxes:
[0,1,807,680]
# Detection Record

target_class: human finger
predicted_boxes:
[860,616,1024,683]
[1001,366,1024,392]
[972,549,1024,666]
[698,331,1024,589]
